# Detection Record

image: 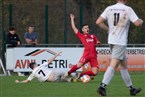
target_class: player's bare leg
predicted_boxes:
[80,67,98,76]
[79,67,98,81]
[62,62,83,79]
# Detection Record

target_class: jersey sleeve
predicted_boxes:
[128,7,139,23]
[27,74,35,81]
[100,7,109,20]
[76,31,82,39]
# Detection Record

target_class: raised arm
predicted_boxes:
[70,14,79,34]
[47,51,62,64]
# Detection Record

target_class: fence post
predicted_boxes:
[79,0,83,31]
[64,0,67,44]
[45,5,49,44]
[1,0,6,68]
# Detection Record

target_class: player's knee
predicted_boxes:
[93,72,98,75]
[92,71,98,75]
[92,68,98,75]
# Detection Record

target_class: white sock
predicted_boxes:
[120,69,133,87]
[102,66,115,85]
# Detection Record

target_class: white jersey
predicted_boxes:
[27,62,52,82]
[101,3,139,45]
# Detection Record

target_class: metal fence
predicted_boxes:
[1,0,145,67]
[1,0,145,44]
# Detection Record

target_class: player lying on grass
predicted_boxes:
[15,51,73,83]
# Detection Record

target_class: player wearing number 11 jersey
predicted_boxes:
[96,0,143,96]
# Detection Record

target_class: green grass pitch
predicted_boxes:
[0,72,144,97]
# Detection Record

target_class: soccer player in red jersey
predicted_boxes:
[64,13,100,79]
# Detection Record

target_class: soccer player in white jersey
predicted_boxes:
[15,51,72,83]
[96,0,143,96]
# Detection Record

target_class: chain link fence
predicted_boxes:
[0,0,145,63]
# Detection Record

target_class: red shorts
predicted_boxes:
[79,55,99,68]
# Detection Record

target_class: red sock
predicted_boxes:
[68,65,78,75]
[80,71,96,77]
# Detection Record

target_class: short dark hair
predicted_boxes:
[29,25,34,28]
[9,26,15,31]
[117,0,126,2]
[29,62,36,69]
[81,24,89,29]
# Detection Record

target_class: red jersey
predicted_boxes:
[76,31,98,57]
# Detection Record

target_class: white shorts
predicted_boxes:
[47,70,65,82]
[109,44,126,60]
